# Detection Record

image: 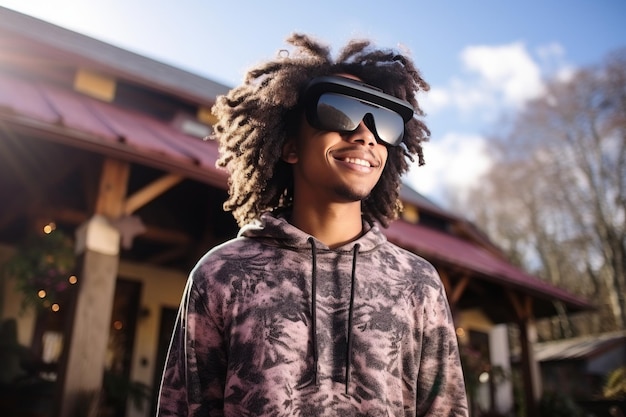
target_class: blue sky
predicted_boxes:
[1,0,625,208]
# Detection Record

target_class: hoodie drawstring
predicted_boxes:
[307,238,360,395]
[307,237,320,386]
[345,243,359,394]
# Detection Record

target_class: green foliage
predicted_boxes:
[2,230,76,311]
[603,366,626,400]
[102,371,152,411]
[539,390,586,417]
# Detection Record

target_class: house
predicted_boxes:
[0,6,593,417]
[535,331,626,398]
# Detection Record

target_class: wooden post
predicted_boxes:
[508,291,540,417]
[516,319,538,417]
[55,158,129,417]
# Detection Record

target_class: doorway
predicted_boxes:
[150,306,178,416]
[103,278,142,417]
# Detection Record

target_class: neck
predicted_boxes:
[290,200,364,249]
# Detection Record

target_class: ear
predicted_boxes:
[281,139,298,164]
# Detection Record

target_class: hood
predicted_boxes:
[238,211,388,253]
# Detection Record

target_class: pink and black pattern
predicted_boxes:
[157,213,468,417]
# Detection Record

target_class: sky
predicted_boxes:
[1,0,625,210]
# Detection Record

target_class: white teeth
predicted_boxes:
[344,157,371,167]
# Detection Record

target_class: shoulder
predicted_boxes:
[374,240,447,294]
[379,240,438,273]
[189,236,265,282]
[200,236,260,260]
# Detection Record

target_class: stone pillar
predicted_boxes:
[56,215,121,417]
[489,324,514,414]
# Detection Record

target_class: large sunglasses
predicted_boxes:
[301,76,414,147]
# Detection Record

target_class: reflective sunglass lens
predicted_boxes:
[369,106,404,146]
[316,94,360,132]
[315,93,404,146]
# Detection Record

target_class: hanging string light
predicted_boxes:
[3,227,77,311]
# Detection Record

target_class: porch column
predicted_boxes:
[507,291,542,417]
[516,319,542,417]
[57,216,121,417]
[56,158,129,417]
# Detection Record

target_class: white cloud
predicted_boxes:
[421,42,553,120]
[405,132,493,204]
[409,42,574,207]
[461,42,545,106]
[536,42,575,82]
[419,87,449,114]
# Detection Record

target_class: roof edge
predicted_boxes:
[0,6,232,105]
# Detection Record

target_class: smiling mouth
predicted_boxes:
[342,157,372,168]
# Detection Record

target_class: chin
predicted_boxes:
[333,185,372,202]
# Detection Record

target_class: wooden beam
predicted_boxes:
[439,269,451,297]
[142,226,190,246]
[524,294,535,320]
[507,291,524,320]
[80,158,101,215]
[124,173,183,215]
[449,275,470,305]
[506,291,534,321]
[43,207,191,246]
[95,158,130,218]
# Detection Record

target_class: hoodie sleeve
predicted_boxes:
[157,271,227,417]
[415,273,469,417]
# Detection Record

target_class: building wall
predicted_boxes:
[587,343,626,376]
[456,310,516,415]
[117,261,188,417]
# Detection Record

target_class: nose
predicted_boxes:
[345,120,377,147]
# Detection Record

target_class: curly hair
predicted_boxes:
[212,33,430,228]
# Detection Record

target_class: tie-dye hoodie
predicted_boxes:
[158,212,468,417]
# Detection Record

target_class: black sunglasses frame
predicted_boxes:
[301,76,414,146]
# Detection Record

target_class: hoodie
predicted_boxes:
[157,212,468,417]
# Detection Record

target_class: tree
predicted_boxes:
[458,48,626,335]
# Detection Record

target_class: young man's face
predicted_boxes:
[282,112,389,205]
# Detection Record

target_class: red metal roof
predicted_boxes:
[0,70,592,316]
[386,220,591,310]
[0,6,231,107]
[0,72,226,187]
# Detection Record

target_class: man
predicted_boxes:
[158,33,468,417]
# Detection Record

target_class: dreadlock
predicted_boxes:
[212,33,430,228]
